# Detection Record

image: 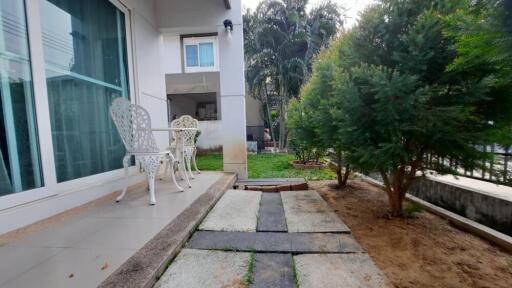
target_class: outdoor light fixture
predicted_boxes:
[223,19,233,31]
[223,19,233,40]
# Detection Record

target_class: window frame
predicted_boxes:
[182,36,219,73]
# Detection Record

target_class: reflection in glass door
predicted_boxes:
[0,0,43,196]
[40,0,130,182]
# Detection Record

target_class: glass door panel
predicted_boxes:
[40,0,130,182]
[0,0,43,196]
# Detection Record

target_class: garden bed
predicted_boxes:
[310,179,512,288]
[288,160,327,169]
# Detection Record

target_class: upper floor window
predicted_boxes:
[183,37,218,73]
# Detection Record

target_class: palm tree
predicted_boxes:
[244,0,343,149]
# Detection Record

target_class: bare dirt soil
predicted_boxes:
[310,179,512,288]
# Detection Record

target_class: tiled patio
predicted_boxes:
[0,172,224,288]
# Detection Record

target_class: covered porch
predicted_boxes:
[0,172,235,287]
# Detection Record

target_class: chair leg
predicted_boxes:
[180,159,192,188]
[192,148,201,174]
[168,160,184,192]
[116,155,130,202]
[185,152,194,179]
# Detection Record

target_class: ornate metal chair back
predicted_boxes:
[171,115,198,146]
[110,97,159,154]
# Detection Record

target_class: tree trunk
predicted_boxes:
[336,164,350,187]
[263,86,277,150]
[380,170,406,217]
[341,164,350,186]
[278,98,287,150]
[388,188,405,217]
[336,165,343,187]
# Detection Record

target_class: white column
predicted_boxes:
[218,21,248,178]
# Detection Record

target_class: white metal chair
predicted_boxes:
[170,115,201,179]
[110,98,183,205]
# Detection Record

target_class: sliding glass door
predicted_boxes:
[39,0,130,182]
[0,0,43,196]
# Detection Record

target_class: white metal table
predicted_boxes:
[152,127,198,188]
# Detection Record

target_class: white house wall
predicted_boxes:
[157,0,248,177]
[162,35,182,74]
[131,13,169,149]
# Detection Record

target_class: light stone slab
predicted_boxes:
[199,190,262,232]
[281,191,350,233]
[294,254,392,288]
[154,249,250,288]
[187,231,364,253]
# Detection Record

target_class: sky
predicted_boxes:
[241,0,376,27]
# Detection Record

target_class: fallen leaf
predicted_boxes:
[101,262,109,271]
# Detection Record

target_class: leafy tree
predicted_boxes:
[444,0,512,148]
[289,37,352,186]
[295,0,512,216]
[287,99,324,163]
[332,0,512,216]
[244,0,343,149]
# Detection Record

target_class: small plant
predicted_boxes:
[243,251,256,285]
[194,130,201,144]
[292,257,300,288]
[287,99,326,164]
[403,201,424,217]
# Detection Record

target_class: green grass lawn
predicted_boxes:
[196,153,336,181]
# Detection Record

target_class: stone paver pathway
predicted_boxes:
[155,189,391,288]
[199,190,261,232]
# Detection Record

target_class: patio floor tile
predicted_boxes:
[154,249,250,288]
[6,217,115,248]
[2,248,135,288]
[0,246,63,286]
[73,218,170,250]
[199,190,261,232]
[281,190,351,233]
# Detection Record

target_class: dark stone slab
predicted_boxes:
[98,173,237,288]
[257,193,287,232]
[186,231,364,253]
[250,254,295,288]
[187,231,292,252]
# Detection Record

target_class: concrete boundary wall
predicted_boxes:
[409,177,512,236]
